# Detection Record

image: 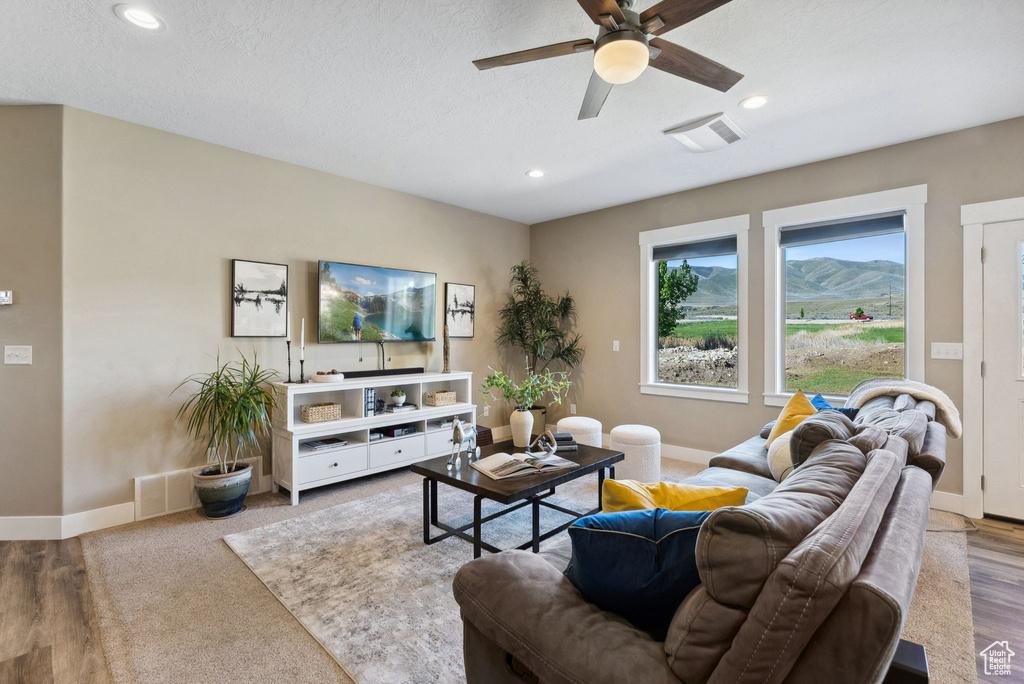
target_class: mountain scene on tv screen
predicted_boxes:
[319,262,435,342]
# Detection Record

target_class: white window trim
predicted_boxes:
[762,185,927,407]
[639,214,750,403]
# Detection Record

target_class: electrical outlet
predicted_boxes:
[483,405,490,417]
[613,340,620,352]
[0,290,12,305]
[4,346,31,365]
[570,403,577,415]
[930,343,963,360]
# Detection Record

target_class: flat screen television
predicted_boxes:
[318,261,436,343]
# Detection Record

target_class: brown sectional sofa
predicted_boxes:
[452,391,948,684]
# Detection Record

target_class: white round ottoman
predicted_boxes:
[556,416,602,448]
[610,424,661,482]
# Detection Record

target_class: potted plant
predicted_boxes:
[389,388,406,406]
[481,368,571,447]
[496,261,584,427]
[175,352,277,518]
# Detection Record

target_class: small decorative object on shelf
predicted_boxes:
[300,402,342,424]
[424,390,457,407]
[311,369,346,383]
[299,317,307,383]
[389,388,406,406]
[285,340,293,383]
[442,324,451,373]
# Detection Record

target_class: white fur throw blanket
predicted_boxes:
[844,378,962,438]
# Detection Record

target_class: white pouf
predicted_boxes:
[610,424,661,482]
[556,416,602,448]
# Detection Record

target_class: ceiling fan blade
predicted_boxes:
[640,0,732,36]
[578,71,613,120]
[473,39,594,70]
[648,37,743,92]
[577,0,626,26]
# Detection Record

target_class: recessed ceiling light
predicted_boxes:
[740,95,768,110]
[526,169,546,178]
[114,4,166,31]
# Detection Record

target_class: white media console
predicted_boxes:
[270,371,475,505]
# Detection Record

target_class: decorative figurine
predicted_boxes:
[442,323,451,374]
[447,418,480,471]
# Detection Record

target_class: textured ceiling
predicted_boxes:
[2,1,1023,224]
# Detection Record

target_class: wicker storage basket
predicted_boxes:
[423,390,457,407]
[300,402,342,423]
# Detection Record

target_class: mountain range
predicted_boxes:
[680,257,904,306]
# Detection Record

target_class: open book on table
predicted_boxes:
[471,451,578,480]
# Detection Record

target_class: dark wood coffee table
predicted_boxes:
[411,441,624,558]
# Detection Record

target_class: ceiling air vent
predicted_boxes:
[665,113,747,153]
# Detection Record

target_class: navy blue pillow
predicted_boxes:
[810,393,859,419]
[565,509,711,628]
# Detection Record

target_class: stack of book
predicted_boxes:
[363,388,377,417]
[386,402,417,414]
[551,432,578,452]
[301,437,349,452]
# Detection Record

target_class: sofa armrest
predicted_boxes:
[453,550,679,684]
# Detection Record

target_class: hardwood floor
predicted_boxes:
[0,539,109,684]
[969,517,1024,683]
[0,515,1021,683]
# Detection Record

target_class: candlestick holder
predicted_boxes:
[299,359,306,384]
[285,340,293,383]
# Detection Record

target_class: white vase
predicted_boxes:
[510,409,533,448]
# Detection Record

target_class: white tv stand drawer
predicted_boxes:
[369,434,425,469]
[426,429,455,455]
[298,446,369,485]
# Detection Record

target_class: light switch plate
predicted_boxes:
[0,290,11,305]
[4,345,32,365]
[570,403,577,415]
[612,340,620,352]
[931,342,963,360]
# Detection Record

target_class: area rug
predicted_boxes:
[223,473,613,683]
[901,510,978,683]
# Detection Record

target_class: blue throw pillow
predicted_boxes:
[565,509,711,627]
[811,393,860,419]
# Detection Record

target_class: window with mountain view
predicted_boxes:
[782,215,906,395]
[656,238,739,387]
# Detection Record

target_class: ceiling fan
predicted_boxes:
[473,0,743,119]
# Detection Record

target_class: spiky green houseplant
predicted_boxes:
[175,352,277,517]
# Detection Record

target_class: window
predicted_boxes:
[763,186,926,406]
[639,215,749,402]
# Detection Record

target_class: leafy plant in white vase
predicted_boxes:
[480,368,571,448]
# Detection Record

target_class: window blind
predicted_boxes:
[779,211,905,248]
[653,235,737,262]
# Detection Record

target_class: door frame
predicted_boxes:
[962,196,1024,519]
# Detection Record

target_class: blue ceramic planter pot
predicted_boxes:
[193,463,252,518]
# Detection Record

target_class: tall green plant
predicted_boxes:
[497,261,584,374]
[175,352,278,475]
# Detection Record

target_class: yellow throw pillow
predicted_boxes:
[766,390,816,447]
[602,479,748,513]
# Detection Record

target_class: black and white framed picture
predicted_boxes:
[444,282,475,338]
[231,259,288,337]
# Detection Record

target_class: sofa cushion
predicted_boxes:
[453,551,680,684]
[855,407,929,455]
[912,421,947,486]
[709,435,773,479]
[893,393,917,412]
[789,411,856,466]
[766,390,816,447]
[848,424,888,455]
[602,479,747,513]
[696,441,866,609]
[566,509,710,628]
[682,466,778,503]
[767,431,796,482]
[709,449,903,683]
[665,585,748,683]
[759,421,776,439]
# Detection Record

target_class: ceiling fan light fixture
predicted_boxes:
[594,31,649,85]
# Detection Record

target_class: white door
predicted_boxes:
[983,220,1024,519]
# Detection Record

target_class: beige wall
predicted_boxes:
[531,116,1024,497]
[0,106,64,516]
[59,107,529,514]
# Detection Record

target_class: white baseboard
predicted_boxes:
[61,502,135,538]
[599,433,716,466]
[930,490,965,515]
[0,501,136,541]
[0,515,62,541]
